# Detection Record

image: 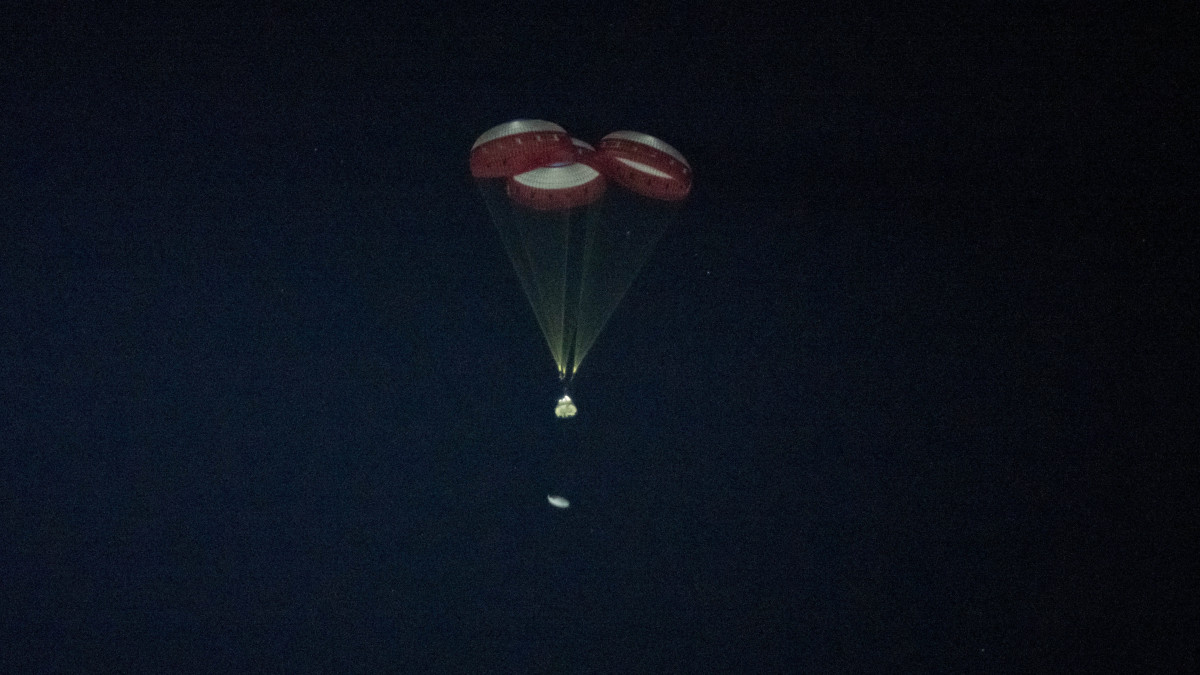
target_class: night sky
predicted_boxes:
[2,2,1194,672]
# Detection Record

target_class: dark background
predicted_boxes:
[2,1,1194,672]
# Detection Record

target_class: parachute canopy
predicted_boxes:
[471,119,691,416]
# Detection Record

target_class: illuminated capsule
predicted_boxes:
[555,394,577,419]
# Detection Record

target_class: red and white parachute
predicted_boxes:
[471,119,691,418]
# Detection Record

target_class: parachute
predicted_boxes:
[470,120,692,417]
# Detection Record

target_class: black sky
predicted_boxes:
[2,1,1195,672]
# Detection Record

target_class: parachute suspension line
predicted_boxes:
[558,209,578,380]
[571,204,603,376]
[517,224,557,372]
[480,181,558,375]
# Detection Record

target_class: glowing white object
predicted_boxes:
[547,495,570,509]
[555,395,577,418]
